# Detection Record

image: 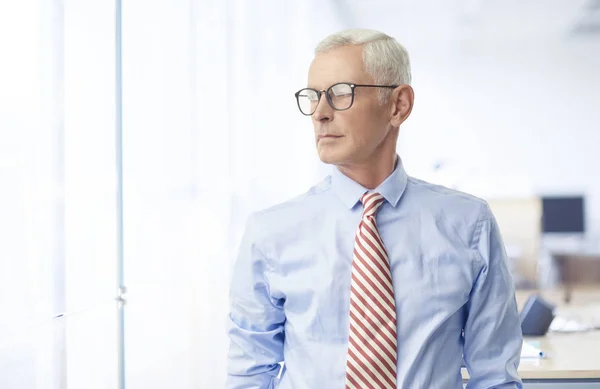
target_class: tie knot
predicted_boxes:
[360,192,385,218]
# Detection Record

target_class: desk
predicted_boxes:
[462,288,600,388]
[551,251,600,303]
[518,332,600,380]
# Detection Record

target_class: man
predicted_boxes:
[226,29,523,389]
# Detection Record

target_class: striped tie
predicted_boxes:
[345,192,398,389]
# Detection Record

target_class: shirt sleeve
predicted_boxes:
[463,204,524,389]
[225,213,286,389]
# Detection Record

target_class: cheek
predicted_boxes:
[341,108,383,143]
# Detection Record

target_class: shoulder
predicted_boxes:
[403,177,496,252]
[405,176,493,223]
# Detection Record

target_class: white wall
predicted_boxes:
[399,38,600,238]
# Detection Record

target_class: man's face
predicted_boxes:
[307,45,392,166]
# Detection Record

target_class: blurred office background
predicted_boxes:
[0,0,599,388]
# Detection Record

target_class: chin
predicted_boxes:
[316,147,348,165]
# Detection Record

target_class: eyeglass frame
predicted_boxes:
[294,82,399,116]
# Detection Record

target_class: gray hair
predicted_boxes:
[315,29,411,103]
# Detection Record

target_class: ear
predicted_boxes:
[389,85,414,128]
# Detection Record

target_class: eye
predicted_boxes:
[300,89,319,101]
[330,83,352,97]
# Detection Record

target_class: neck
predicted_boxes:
[337,152,397,190]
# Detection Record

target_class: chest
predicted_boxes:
[268,212,478,340]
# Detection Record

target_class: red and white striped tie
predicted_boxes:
[345,192,398,389]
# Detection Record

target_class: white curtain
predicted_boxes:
[1,0,119,388]
[0,1,62,386]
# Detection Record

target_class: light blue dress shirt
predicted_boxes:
[226,158,523,389]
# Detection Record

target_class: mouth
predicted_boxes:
[317,134,343,141]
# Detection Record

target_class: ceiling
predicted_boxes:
[329,0,600,45]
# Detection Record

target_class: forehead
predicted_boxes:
[307,45,371,89]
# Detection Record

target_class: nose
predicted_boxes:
[312,93,333,123]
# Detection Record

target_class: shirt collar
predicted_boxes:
[331,155,408,209]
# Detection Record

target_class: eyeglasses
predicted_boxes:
[294,82,398,116]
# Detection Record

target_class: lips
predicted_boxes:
[317,134,343,140]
